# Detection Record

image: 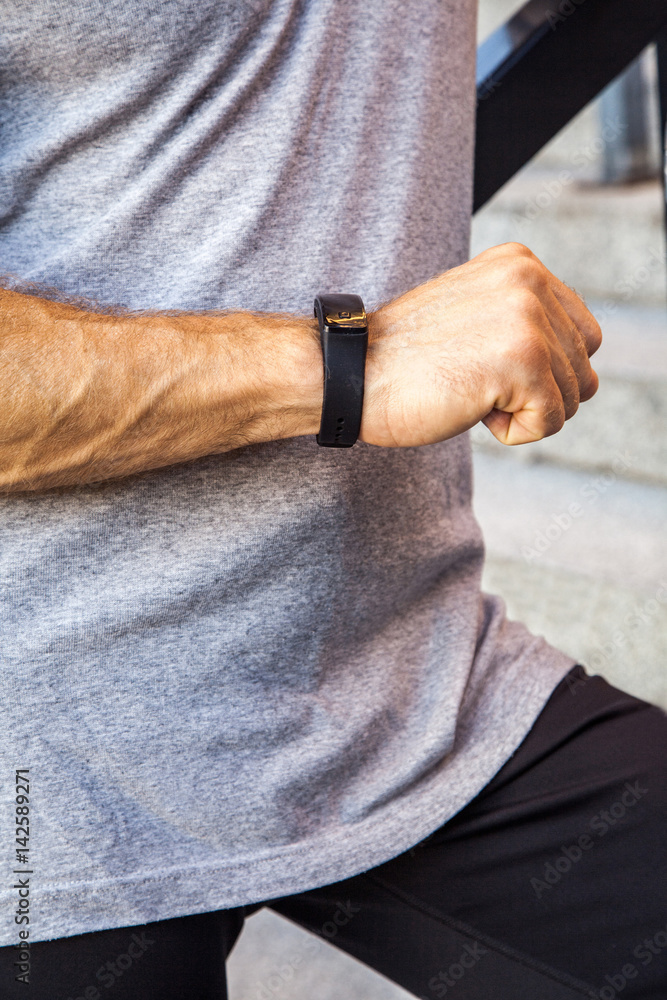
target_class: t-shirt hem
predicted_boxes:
[2,651,575,945]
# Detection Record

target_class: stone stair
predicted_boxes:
[227,908,413,1000]
[471,175,666,308]
[471,300,667,713]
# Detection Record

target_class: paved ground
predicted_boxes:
[474,455,667,710]
[227,908,412,1000]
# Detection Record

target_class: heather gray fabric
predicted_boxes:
[0,0,574,944]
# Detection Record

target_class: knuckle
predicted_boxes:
[501,241,535,259]
[565,367,581,413]
[564,392,580,420]
[543,399,566,437]
[505,286,545,325]
[588,317,603,352]
[520,256,547,288]
[582,367,599,400]
[480,241,532,260]
[499,254,547,291]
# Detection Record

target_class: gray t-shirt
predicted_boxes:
[0,0,573,944]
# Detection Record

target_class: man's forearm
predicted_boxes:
[2,242,603,494]
[0,289,323,493]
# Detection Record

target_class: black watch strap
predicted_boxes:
[314,293,368,448]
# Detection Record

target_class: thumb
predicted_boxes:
[481,399,565,445]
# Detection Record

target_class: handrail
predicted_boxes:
[658,30,667,237]
[474,0,667,212]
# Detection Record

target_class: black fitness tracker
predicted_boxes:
[314,293,368,447]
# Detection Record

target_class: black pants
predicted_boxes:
[3,666,666,1000]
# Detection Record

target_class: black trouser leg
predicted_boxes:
[269,668,667,1000]
[0,908,244,1000]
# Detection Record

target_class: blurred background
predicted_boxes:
[229,3,667,996]
[471,0,667,717]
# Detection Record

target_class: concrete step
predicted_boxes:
[472,451,667,710]
[228,907,411,1000]
[470,302,667,487]
[471,174,666,307]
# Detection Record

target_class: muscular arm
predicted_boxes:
[0,289,324,492]
[0,242,601,494]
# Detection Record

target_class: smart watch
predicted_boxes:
[314,293,368,447]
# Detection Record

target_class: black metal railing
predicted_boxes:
[658,28,667,237]
[473,0,667,214]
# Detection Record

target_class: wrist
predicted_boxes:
[359,307,394,445]
[248,313,324,445]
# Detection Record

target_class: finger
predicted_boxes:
[540,289,599,405]
[482,368,566,445]
[545,274,602,358]
[517,297,581,421]
[485,322,569,444]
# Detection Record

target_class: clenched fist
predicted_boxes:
[360,242,601,448]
